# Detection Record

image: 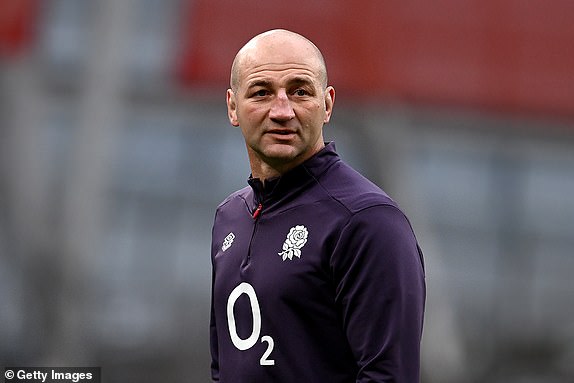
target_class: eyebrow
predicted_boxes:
[246,76,315,90]
[246,80,273,90]
[288,76,315,87]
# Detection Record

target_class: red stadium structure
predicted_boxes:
[0,0,37,57]
[177,0,574,119]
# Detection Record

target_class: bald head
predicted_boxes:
[230,29,328,92]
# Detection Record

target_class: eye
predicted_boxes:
[294,89,309,96]
[252,89,269,97]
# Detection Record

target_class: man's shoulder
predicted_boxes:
[217,186,251,210]
[317,160,398,213]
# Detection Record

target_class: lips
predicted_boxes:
[266,128,297,136]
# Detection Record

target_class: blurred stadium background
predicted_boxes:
[1,0,573,382]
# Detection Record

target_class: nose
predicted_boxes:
[269,89,295,122]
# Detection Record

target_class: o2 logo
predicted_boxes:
[226,282,275,366]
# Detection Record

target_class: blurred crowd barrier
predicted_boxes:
[1,1,573,382]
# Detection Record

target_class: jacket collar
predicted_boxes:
[247,142,339,208]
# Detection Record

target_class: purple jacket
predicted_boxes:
[210,143,425,382]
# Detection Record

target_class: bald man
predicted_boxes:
[210,29,425,382]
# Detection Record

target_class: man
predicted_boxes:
[210,29,425,382]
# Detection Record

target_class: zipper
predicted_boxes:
[252,203,263,219]
[243,203,263,270]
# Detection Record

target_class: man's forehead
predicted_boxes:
[240,40,320,70]
[236,49,322,86]
[244,69,317,87]
[238,63,321,93]
[231,30,327,90]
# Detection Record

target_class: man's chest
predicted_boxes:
[213,195,358,312]
[213,208,337,301]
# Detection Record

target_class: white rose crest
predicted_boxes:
[278,225,309,261]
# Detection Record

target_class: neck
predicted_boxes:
[247,142,325,182]
[247,152,288,181]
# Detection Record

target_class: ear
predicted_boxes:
[323,86,335,124]
[226,89,240,127]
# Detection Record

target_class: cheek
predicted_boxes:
[238,104,266,125]
[238,107,265,140]
[299,102,323,121]
[308,106,327,129]
[312,101,326,120]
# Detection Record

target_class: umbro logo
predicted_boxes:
[278,225,309,261]
[222,232,235,252]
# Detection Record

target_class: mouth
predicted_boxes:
[265,129,298,139]
[267,128,296,134]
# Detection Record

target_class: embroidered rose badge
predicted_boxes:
[278,225,309,261]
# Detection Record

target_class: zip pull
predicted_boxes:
[252,203,263,219]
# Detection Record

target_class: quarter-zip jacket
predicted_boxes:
[210,143,425,382]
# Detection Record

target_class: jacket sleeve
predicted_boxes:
[330,204,426,382]
[210,269,220,382]
[210,213,220,382]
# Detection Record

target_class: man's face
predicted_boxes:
[227,35,335,175]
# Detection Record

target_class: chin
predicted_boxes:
[264,147,300,161]
[261,143,304,162]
